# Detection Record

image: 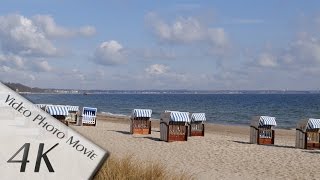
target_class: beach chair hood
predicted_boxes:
[251,116,277,128]
[35,104,48,109]
[131,109,152,118]
[66,105,79,112]
[297,118,320,132]
[161,111,190,123]
[190,113,206,122]
[45,105,69,116]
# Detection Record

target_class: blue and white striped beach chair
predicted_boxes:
[130,109,152,134]
[82,107,97,126]
[296,118,320,149]
[160,111,190,142]
[250,116,277,145]
[45,105,70,125]
[189,113,206,136]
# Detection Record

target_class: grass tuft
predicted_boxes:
[94,155,192,180]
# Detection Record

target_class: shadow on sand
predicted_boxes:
[143,137,161,141]
[133,136,161,142]
[302,150,320,154]
[272,144,295,149]
[231,140,251,144]
[231,140,295,149]
[108,130,131,135]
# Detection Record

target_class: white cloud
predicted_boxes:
[0,14,58,56]
[170,17,205,42]
[146,12,229,48]
[92,40,126,65]
[257,53,278,67]
[79,26,96,36]
[33,60,52,72]
[146,13,171,40]
[0,54,26,69]
[289,37,320,64]
[0,65,11,73]
[32,15,96,38]
[0,13,96,58]
[32,15,73,38]
[12,56,24,68]
[272,17,320,71]
[250,33,320,71]
[28,74,36,81]
[0,68,37,84]
[243,29,320,89]
[208,28,228,47]
[142,64,190,88]
[0,53,54,73]
[145,64,169,75]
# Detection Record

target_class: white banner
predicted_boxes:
[0,82,108,180]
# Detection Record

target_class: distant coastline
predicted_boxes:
[19,90,320,95]
[4,82,320,94]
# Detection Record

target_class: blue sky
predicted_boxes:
[0,1,320,90]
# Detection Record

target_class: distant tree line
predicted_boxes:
[3,82,45,93]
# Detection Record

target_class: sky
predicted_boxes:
[0,1,320,90]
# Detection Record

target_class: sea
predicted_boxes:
[23,93,320,129]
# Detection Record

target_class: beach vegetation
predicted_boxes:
[94,155,192,180]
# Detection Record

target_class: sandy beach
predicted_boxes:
[72,114,320,180]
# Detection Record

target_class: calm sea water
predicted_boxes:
[23,94,320,129]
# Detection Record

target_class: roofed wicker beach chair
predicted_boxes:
[45,105,70,126]
[296,118,320,149]
[250,116,277,145]
[189,113,206,137]
[81,107,97,126]
[65,105,79,125]
[35,104,48,110]
[160,111,190,142]
[130,109,152,134]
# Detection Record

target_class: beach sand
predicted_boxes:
[72,114,320,180]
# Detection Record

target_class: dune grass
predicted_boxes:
[94,155,192,180]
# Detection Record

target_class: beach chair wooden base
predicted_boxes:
[168,134,187,142]
[307,142,320,149]
[167,124,188,142]
[130,120,151,135]
[257,130,275,145]
[258,138,273,145]
[304,131,320,149]
[160,121,188,142]
[133,128,150,135]
[190,131,204,136]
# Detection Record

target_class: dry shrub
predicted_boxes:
[94,155,192,180]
